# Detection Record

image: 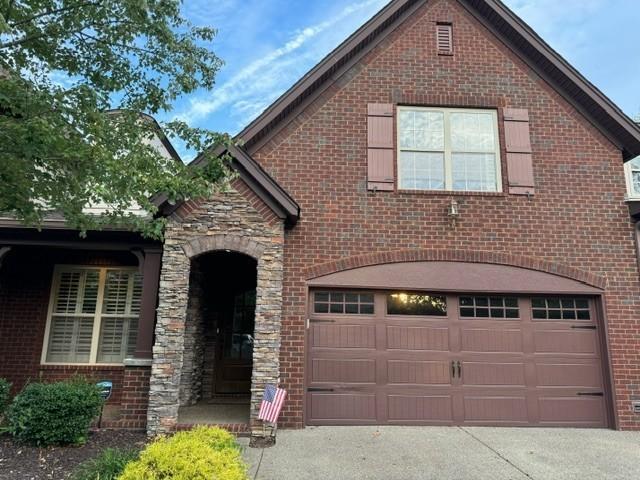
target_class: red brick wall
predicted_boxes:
[116,366,151,429]
[251,0,640,429]
[0,246,137,406]
[38,365,125,404]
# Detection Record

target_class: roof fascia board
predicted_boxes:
[232,161,288,221]
[227,145,299,215]
[456,1,625,152]
[158,144,300,223]
[478,0,640,148]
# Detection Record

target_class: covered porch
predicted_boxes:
[0,226,162,429]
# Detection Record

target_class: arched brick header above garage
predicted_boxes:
[308,261,604,295]
[305,249,608,290]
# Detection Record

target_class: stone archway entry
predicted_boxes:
[180,252,257,410]
[147,192,285,441]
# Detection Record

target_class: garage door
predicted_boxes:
[306,290,609,427]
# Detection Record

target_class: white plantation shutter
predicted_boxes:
[47,270,99,363]
[97,271,142,363]
[45,268,142,364]
[47,317,94,363]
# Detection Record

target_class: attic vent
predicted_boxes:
[436,23,453,54]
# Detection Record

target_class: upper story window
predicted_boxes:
[625,156,640,199]
[397,107,502,192]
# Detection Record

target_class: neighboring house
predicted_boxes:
[2,0,640,441]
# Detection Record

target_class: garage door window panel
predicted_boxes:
[532,298,591,320]
[313,291,374,315]
[459,296,519,319]
[387,293,447,316]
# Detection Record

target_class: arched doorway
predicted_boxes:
[178,251,257,425]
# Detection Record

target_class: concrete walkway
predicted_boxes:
[241,426,640,480]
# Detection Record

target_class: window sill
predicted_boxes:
[396,189,507,198]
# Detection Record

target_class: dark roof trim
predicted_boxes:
[105,109,183,165]
[0,227,161,250]
[238,0,422,152]
[461,0,640,160]
[237,0,640,160]
[156,144,300,226]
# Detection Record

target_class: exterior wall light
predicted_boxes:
[448,199,460,227]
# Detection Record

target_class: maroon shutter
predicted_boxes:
[504,108,534,195]
[367,103,395,191]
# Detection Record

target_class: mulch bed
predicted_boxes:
[0,430,147,480]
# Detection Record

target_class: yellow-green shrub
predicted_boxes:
[118,426,247,480]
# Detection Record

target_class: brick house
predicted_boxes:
[2,0,640,440]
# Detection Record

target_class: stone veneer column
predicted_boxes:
[249,240,284,445]
[147,243,191,435]
[179,263,205,406]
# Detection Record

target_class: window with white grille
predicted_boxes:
[43,267,142,364]
[624,156,640,199]
[398,106,502,192]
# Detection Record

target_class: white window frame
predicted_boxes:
[41,265,140,366]
[624,157,640,200]
[397,106,502,192]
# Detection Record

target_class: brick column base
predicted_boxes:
[119,359,152,430]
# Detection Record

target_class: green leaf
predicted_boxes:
[0,0,232,239]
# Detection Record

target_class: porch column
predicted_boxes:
[134,248,162,360]
[147,245,191,435]
[119,248,161,429]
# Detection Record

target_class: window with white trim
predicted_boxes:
[624,156,640,199]
[43,267,142,364]
[398,106,502,192]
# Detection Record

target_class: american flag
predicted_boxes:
[258,384,287,423]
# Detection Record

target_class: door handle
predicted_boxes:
[456,361,462,379]
[451,361,456,378]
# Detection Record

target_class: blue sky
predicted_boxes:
[168,0,640,158]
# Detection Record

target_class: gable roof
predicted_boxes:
[155,144,300,225]
[237,0,640,160]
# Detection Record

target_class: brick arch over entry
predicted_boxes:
[305,249,607,290]
[182,234,267,260]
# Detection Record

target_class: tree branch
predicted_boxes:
[9,1,101,28]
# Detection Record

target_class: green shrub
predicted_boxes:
[118,426,247,480]
[7,380,103,446]
[71,448,139,480]
[0,378,11,417]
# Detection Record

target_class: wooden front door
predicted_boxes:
[215,289,256,394]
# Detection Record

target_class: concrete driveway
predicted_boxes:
[242,426,640,480]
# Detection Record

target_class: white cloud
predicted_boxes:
[176,0,387,131]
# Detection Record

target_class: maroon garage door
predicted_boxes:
[306,291,609,427]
